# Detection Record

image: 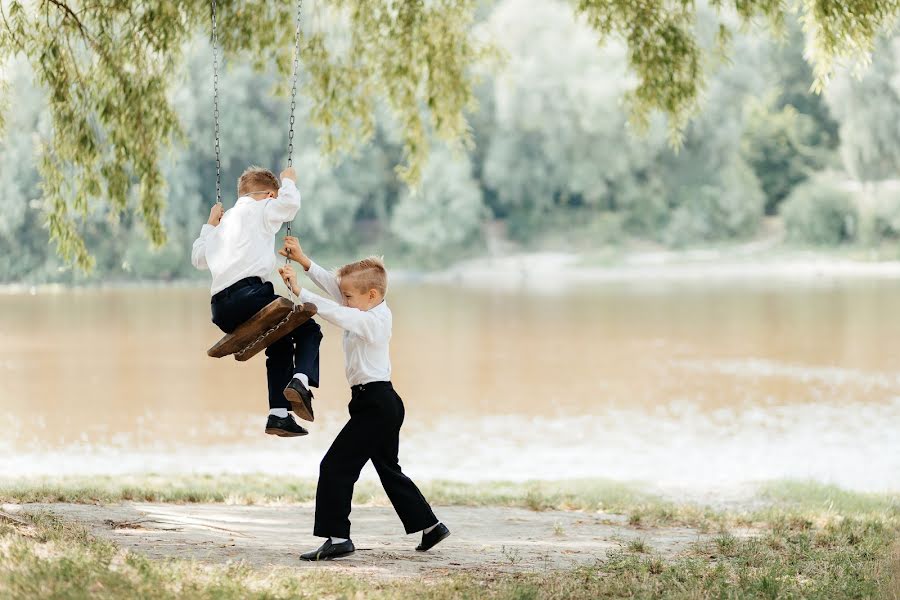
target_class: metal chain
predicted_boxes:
[283,0,303,308]
[287,0,302,170]
[235,310,298,361]
[210,0,303,308]
[211,0,222,206]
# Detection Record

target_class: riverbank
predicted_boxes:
[1,477,897,598]
[427,246,900,290]
[5,243,900,294]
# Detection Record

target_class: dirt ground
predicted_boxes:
[3,502,718,579]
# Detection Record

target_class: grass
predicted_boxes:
[1,502,898,599]
[0,474,657,513]
[1,477,899,598]
[4,475,898,529]
[626,538,649,554]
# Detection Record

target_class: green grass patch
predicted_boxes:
[4,476,899,532]
[2,507,898,599]
[0,475,659,512]
[759,480,900,517]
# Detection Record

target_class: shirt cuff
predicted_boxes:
[199,224,215,236]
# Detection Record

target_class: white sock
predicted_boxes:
[330,536,348,544]
[269,408,288,418]
[293,373,309,388]
[423,522,440,534]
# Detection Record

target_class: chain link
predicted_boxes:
[234,305,305,360]
[211,0,222,205]
[287,0,302,169]
[284,0,304,307]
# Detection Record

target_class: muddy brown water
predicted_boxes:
[2,278,899,492]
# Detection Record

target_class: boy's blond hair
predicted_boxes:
[338,256,388,296]
[237,166,279,197]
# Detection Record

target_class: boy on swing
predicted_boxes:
[191,166,320,438]
[277,236,450,560]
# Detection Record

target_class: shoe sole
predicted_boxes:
[283,386,315,422]
[416,530,451,552]
[265,427,308,437]
[300,549,355,561]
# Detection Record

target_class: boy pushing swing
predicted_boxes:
[278,236,450,560]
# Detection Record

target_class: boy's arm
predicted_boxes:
[305,260,344,302]
[299,287,388,343]
[191,225,214,270]
[279,236,343,302]
[191,203,223,269]
[263,173,301,233]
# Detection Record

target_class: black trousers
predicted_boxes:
[314,381,437,539]
[210,278,322,410]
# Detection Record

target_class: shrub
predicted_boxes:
[780,174,857,245]
[663,159,765,247]
[856,183,900,245]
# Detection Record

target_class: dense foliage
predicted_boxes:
[3,0,900,281]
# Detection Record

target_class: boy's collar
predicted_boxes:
[235,196,256,206]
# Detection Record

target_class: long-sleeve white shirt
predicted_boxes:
[191,178,301,295]
[300,260,392,386]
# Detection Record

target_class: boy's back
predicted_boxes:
[191,167,318,440]
[192,171,300,294]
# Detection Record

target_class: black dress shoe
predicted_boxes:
[416,522,450,551]
[283,378,315,422]
[299,538,355,561]
[264,414,308,437]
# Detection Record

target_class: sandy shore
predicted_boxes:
[2,502,724,579]
[426,250,900,289]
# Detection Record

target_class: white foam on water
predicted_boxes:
[3,399,898,494]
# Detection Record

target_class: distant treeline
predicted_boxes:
[2,0,900,283]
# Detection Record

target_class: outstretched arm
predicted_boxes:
[305,261,343,302]
[279,265,387,342]
[300,288,387,342]
[279,236,342,302]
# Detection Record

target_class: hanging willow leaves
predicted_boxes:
[0,0,898,268]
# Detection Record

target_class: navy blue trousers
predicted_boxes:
[313,381,437,539]
[211,278,321,410]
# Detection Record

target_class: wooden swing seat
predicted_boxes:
[208,298,317,362]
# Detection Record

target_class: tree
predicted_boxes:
[825,37,900,182]
[2,0,899,267]
[765,19,840,150]
[0,0,486,269]
[480,0,665,219]
[390,146,485,259]
[741,96,832,215]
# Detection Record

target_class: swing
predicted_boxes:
[206,0,315,362]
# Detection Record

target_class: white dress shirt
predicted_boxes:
[191,178,301,294]
[301,260,392,386]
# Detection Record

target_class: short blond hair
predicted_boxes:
[237,166,279,197]
[338,256,388,296]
